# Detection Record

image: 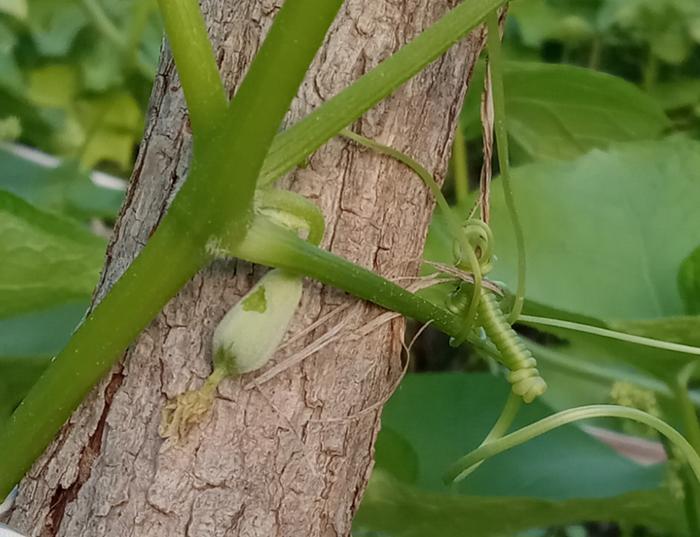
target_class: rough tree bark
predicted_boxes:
[11,1,484,535]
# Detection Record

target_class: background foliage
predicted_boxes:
[1,0,699,535]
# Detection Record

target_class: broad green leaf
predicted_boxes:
[357,373,677,536]
[457,62,668,160]
[530,337,696,414]
[678,246,700,315]
[504,62,669,160]
[376,373,663,500]
[480,138,700,320]
[355,471,685,537]
[0,146,123,220]
[0,301,88,358]
[0,190,105,318]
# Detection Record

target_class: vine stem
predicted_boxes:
[0,0,343,498]
[232,215,466,336]
[155,0,227,139]
[485,10,525,324]
[339,128,483,340]
[444,405,700,485]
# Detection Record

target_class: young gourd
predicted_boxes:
[160,190,322,441]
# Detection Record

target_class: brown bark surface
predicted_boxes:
[11,1,484,535]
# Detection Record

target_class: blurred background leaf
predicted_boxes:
[354,373,681,536]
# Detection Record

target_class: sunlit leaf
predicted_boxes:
[504,62,669,160]
[479,138,700,320]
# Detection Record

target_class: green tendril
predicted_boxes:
[445,404,700,485]
[486,11,525,324]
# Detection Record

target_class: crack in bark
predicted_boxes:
[43,368,125,536]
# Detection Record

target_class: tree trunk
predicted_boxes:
[10,1,484,535]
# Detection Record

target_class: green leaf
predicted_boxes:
[355,471,685,537]
[375,373,664,499]
[80,39,125,92]
[457,62,669,159]
[678,246,700,315]
[504,62,669,160]
[480,138,700,320]
[356,373,679,536]
[0,146,124,220]
[0,190,105,318]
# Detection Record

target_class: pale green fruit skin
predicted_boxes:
[212,269,303,374]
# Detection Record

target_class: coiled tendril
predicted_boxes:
[450,218,546,403]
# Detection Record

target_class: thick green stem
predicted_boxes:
[172,0,343,246]
[231,216,465,336]
[155,0,228,138]
[485,11,525,324]
[451,126,469,205]
[0,221,206,497]
[0,0,342,496]
[258,0,507,187]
